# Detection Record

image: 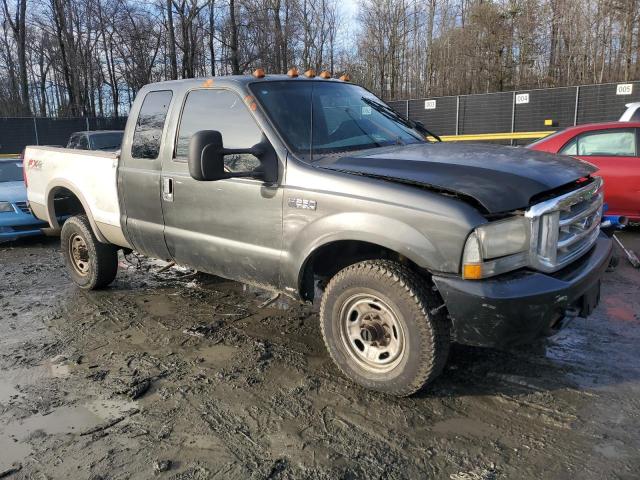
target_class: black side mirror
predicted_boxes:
[188,130,226,181]
[188,130,277,183]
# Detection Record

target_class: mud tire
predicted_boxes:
[320,260,450,396]
[61,215,118,290]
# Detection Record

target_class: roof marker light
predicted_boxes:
[253,68,266,78]
[339,73,350,82]
[304,69,316,78]
[287,67,299,77]
[319,71,331,79]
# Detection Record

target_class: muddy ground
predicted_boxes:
[1,232,639,480]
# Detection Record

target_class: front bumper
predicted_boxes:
[0,210,47,242]
[433,233,613,349]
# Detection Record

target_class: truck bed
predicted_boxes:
[24,146,129,248]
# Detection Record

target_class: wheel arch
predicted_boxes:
[292,213,445,301]
[45,179,109,243]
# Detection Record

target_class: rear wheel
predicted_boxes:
[320,260,450,396]
[61,215,118,289]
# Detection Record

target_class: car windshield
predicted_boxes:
[250,81,425,158]
[91,132,123,150]
[0,162,23,182]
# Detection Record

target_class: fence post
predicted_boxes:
[573,86,580,126]
[455,96,460,136]
[406,100,409,119]
[510,91,516,146]
[33,117,39,145]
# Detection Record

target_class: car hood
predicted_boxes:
[0,181,27,203]
[315,142,597,213]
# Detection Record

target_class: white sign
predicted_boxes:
[616,83,633,95]
[424,100,437,110]
[515,93,529,104]
[361,106,372,115]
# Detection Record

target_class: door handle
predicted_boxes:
[162,177,174,202]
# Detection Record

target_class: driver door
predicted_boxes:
[161,88,284,287]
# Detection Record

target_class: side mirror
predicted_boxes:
[188,130,277,183]
[188,130,225,181]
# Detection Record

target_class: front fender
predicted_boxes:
[283,211,448,294]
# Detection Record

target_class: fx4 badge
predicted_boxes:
[27,159,43,169]
[288,197,317,211]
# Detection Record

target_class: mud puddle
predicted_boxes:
[0,399,138,470]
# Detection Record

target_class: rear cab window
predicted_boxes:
[131,90,173,159]
[77,135,89,150]
[67,134,79,149]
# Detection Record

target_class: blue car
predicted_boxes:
[0,158,47,242]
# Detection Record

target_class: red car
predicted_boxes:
[529,122,640,222]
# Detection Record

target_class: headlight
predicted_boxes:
[0,201,15,213]
[462,216,530,279]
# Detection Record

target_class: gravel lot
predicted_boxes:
[1,232,639,479]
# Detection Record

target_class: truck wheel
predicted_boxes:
[61,215,118,290]
[320,260,450,396]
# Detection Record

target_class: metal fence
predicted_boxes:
[0,116,127,154]
[1,81,639,153]
[387,81,640,143]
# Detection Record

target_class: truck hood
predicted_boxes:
[315,142,597,213]
[0,181,27,203]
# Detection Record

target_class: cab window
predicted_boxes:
[67,134,80,149]
[561,129,637,157]
[175,89,262,171]
[77,135,89,150]
[131,90,173,160]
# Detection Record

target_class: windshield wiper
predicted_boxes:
[361,97,442,142]
[411,120,442,142]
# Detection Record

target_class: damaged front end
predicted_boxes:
[432,177,612,349]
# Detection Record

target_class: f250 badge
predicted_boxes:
[288,197,317,211]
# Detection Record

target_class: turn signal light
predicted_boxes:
[304,69,316,78]
[462,263,482,280]
[253,68,265,78]
[319,71,331,79]
[287,67,299,77]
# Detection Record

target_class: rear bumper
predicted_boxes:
[433,233,613,349]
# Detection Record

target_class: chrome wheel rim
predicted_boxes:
[339,293,405,373]
[69,233,90,276]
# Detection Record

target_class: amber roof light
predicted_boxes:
[253,68,265,78]
[304,69,316,78]
[319,71,331,79]
[339,73,350,82]
[287,67,299,77]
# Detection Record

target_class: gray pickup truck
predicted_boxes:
[25,72,612,396]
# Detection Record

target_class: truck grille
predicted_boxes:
[526,177,603,272]
[14,201,31,214]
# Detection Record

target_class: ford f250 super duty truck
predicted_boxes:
[24,71,612,396]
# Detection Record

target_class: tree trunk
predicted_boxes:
[229,0,240,74]
[167,0,178,79]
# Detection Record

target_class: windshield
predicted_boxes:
[0,161,23,182]
[250,81,425,158]
[90,132,123,151]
